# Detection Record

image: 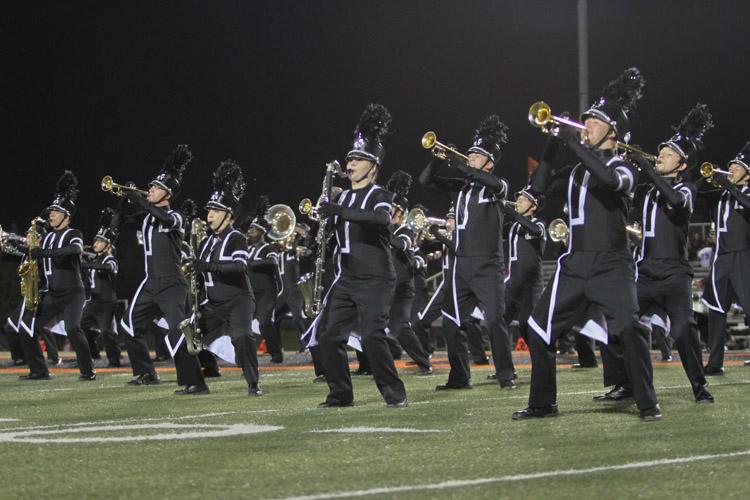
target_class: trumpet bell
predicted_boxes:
[528,101,552,127]
[101,175,114,191]
[405,208,426,232]
[299,198,313,215]
[421,131,437,149]
[548,218,569,244]
[267,204,297,244]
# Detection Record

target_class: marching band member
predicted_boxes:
[385,170,433,374]
[192,160,261,396]
[245,196,284,364]
[701,141,750,373]
[80,208,122,367]
[120,145,206,392]
[515,68,660,420]
[419,115,516,390]
[628,103,714,402]
[314,103,408,407]
[20,171,95,381]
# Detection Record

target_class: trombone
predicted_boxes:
[421,131,469,163]
[101,176,148,197]
[528,101,657,162]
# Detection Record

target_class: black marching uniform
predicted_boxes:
[316,183,407,405]
[196,225,259,389]
[419,159,515,387]
[247,240,283,362]
[81,252,122,366]
[388,223,433,371]
[701,169,750,371]
[504,207,546,343]
[524,142,657,414]
[274,249,308,350]
[21,226,94,378]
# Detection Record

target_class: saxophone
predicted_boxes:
[298,160,343,318]
[18,218,45,311]
[179,218,208,355]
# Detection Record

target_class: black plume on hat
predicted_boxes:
[582,67,645,141]
[386,170,412,210]
[249,195,270,232]
[468,115,509,163]
[659,103,714,166]
[49,170,79,216]
[346,103,392,165]
[94,207,118,244]
[178,198,198,223]
[150,144,192,198]
[206,159,246,213]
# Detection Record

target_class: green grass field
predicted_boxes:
[2,354,750,499]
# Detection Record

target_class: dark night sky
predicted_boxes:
[2,0,749,236]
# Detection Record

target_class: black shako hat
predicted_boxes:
[386,170,412,211]
[249,195,270,233]
[346,103,392,166]
[206,159,246,213]
[730,141,750,173]
[581,67,645,143]
[515,184,545,211]
[48,170,79,217]
[659,103,714,167]
[94,207,118,244]
[467,115,509,164]
[150,144,192,199]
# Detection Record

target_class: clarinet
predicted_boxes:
[299,160,343,317]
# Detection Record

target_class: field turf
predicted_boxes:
[2,352,750,499]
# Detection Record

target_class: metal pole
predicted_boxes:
[577,0,589,115]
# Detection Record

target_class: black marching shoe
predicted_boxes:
[352,368,372,376]
[248,385,263,397]
[19,372,51,381]
[500,380,517,390]
[571,363,597,369]
[79,372,97,381]
[694,385,714,404]
[639,405,662,421]
[318,400,354,408]
[312,375,326,383]
[174,384,210,395]
[387,399,408,408]
[512,405,560,420]
[486,373,498,380]
[593,385,633,402]
[435,383,472,391]
[202,366,222,378]
[416,365,433,376]
[127,373,161,386]
[703,365,724,376]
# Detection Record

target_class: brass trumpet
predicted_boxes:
[101,176,148,197]
[528,101,657,161]
[700,162,731,180]
[548,218,569,245]
[421,131,469,163]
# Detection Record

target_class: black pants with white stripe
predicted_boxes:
[254,288,282,361]
[200,293,259,387]
[318,276,406,405]
[81,300,121,364]
[389,281,431,369]
[527,251,657,410]
[504,272,542,342]
[21,288,93,377]
[123,276,203,386]
[274,287,308,350]
[702,250,750,369]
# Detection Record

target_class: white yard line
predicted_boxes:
[268,448,750,500]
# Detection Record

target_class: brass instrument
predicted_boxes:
[298,160,341,317]
[548,218,569,245]
[404,207,426,233]
[0,225,29,258]
[179,218,208,355]
[18,218,45,310]
[421,131,470,163]
[504,200,518,208]
[626,222,643,242]
[266,204,297,250]
[528,101,657,161]
[700,162,730,187]
[101,175,148,197]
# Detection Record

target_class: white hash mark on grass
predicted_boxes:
[0,418,19,422]
[311,427,445,434]
[268,448,750,500]
[0,423,282,443]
